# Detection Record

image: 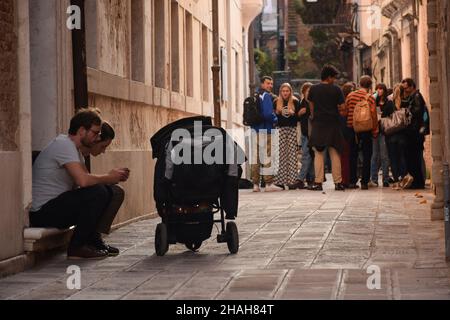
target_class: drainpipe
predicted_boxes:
[212,0,222,127]
[248,22,256,95]
[70,0,90,170]
[444,163,450,261]
[70,0,88,110]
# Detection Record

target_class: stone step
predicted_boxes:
[23,227,74,253]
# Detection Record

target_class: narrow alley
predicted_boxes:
[1,182,448,300]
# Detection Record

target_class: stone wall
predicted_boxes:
[0,0,26,264]
[427,0,449,220]
[0,0,18,151]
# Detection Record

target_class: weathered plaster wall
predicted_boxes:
[0,0,19,151]
[0,152,22,261]
[29,0,58,151]
[97,0,130,78]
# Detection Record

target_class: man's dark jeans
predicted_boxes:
[405,132,426,189]
[386,135,407,182]
[349,130,373,185]
[29,185,113,249]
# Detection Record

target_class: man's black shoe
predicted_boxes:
[67,245,108,260]
[100,243,120,256]
[90,233,120,257]
[288,181,304,190]
[335,183,345,191]
[308,183,323,191]
[361,184,369,190]
[297,181,306,190]
[383,181,390,188]
[347,183,359,189]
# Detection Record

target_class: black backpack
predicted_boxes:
[243,93,263,126]
[410,91,430,136]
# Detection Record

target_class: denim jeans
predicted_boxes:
[370,134,390,183]
[405,132,425,189]
[298,135,315,182]
[29,185,112,249]
[349,130,373,185]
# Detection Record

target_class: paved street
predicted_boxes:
[1,179,449,300]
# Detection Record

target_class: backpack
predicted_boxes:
[243,93,263,126]
[412,91,430,136]
[353,93,374,133]
[422,106,430,136]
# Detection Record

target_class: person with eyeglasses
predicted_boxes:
[78,121,128,257]
[29,109,130,260]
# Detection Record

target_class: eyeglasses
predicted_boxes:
[89,129,101,136]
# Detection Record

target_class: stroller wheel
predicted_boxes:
[226,222,239,254]
[155,223,169,256]
[185,241,202,252]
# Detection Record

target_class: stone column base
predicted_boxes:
[0,254,33,279]
[431,207,444,221]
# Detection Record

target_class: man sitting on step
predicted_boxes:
[29,109,130,260]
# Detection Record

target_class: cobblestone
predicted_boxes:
[1,180,449,300]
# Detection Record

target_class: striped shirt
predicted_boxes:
[345,89,379,136]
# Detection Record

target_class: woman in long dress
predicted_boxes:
[273,83,301,189]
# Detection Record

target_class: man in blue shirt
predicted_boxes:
[250,76,282,192]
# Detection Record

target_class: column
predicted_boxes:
[427,0,444,220]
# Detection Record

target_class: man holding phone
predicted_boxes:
[30,109,130,260]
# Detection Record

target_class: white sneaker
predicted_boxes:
[253,184,261,193]
[265,184,284,192]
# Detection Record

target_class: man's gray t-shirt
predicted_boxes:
[31,135,84,212]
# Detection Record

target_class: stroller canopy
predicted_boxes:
[150,116,212,159]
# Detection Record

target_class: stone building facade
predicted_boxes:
[355,0,432,189]
[0,0,32,274]
[427,0,450,220]
[0,0,263,276]
[356,0,429,95]
[356,0,450,220]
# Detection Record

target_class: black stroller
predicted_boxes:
[150,116,245,256]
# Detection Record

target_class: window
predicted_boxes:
[131,0,144,82]
[221,47,228,102]
[171,3,180,92]
[235,51,240,112]
[201,25,209,101]
[84,0,97,69]
[185,12,193,97]
[154,0,166,88]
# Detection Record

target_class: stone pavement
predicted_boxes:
[1,179,450,300]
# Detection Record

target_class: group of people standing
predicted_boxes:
[249,64,428,192]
